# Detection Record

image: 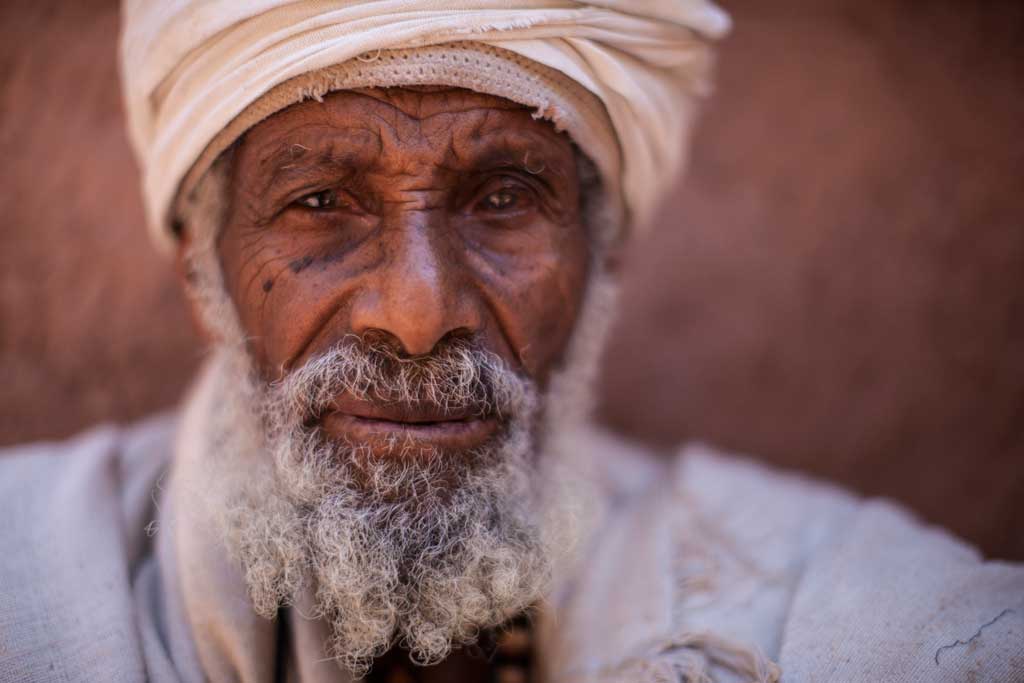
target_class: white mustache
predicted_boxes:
[269,335,530,424]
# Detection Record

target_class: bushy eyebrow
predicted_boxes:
[246,124,574,202]
[450,133,575,184]
[252,146,376,200]
[260,149,361,194]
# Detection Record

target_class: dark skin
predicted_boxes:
[179,87,593,677]
[181,86,592,460]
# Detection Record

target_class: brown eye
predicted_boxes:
[483,190,518,211]
[296,190,337,210]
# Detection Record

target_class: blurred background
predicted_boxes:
[1,0,1022,559]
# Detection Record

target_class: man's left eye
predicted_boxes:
[296,190,337,210]
[482,190,518,211]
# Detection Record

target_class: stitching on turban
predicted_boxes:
[119,0,730,252]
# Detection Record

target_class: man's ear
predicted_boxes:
[172,221,216,343]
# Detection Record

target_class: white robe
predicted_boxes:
[1,369,1022,682]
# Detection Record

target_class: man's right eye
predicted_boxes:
[296,190,337,210]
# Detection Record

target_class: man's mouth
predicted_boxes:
[321,394,500,454]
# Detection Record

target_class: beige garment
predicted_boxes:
[119,0,730,251]
[2,363,1023,681]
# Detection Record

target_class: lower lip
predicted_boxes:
[321,412,500,454]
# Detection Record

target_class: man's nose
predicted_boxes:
[349,218,481,356]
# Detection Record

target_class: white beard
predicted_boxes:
[175,157,618,676]
[201,341,561,674]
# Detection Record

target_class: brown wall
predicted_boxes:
[1,1,1022,558]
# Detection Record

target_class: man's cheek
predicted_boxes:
[506,271,583,382]
[218,235,305,369]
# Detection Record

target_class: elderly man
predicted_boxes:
[1,2,1022,682]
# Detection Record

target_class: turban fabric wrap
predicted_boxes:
[120,0,730,251]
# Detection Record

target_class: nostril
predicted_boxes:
[438,327,478,347]
[355,327,479,360]
[357,328,407,355]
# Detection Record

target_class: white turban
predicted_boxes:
[120,1,729,252]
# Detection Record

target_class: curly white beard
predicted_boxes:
[195,340,564,676]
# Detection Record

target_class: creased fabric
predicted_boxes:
[119,0,730,252]
[0,417,176,683]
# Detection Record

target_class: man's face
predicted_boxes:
[177,87,603,670]
[215,87,590,458]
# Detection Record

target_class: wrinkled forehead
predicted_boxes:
[231,87,579,189]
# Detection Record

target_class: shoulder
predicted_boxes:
[668,442,1024,682]
[0,414,177,556]
[0,414,178,680]
[672,442,862,554]
[778,496,1024,681]
[545,434,862,679]
[590,439,1024,681]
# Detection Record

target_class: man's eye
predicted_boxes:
[296,190,337,210]
[482,190,518,211]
